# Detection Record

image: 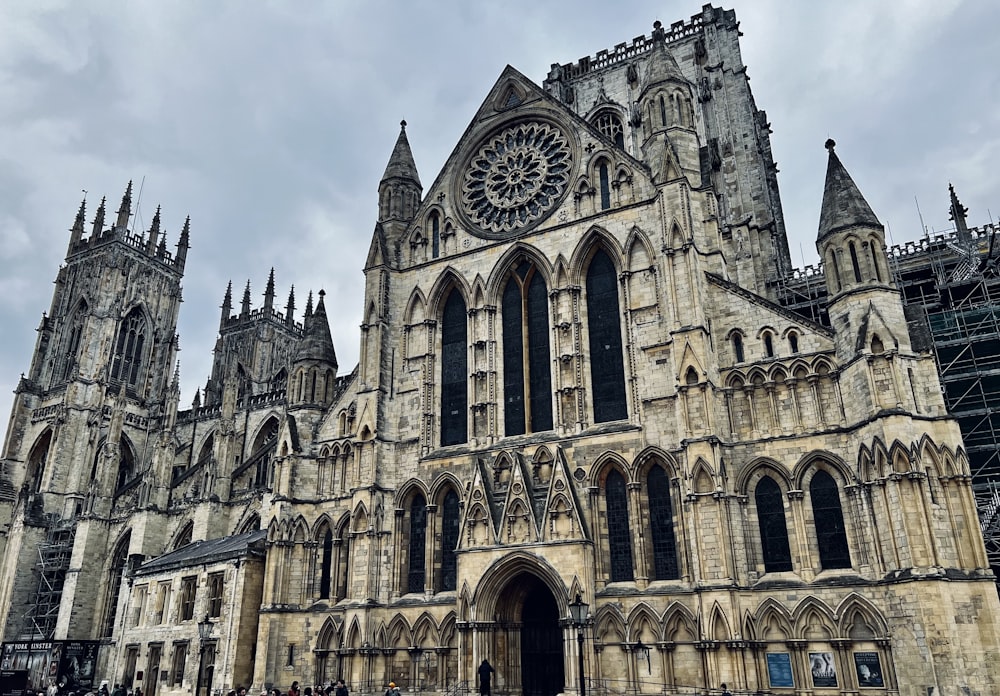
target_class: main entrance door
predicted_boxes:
[496,573,564,696]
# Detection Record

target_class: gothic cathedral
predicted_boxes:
[1,6,998,696]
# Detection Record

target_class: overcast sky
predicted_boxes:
[1,0,997,423]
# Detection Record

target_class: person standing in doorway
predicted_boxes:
[478,660,495,696]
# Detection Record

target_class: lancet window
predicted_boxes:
[502,261,552,435]
[587,249,627,422]
[440,290,468,446]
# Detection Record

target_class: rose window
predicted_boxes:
[462,121,572,235]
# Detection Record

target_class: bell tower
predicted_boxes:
[0,184,189,640]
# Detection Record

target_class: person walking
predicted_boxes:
[384,682,400,696]
[477,660,495,696]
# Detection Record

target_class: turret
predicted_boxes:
[114,181,133,232]
[263,268,276,313]
[221,281,233,328]
[67,197,86,256]
[288,289,338,409]
[91,197,106,239]
[285,285,296,326]
[949,183,971,246]
[176,215,190,269]
[636,22,701,184]
[241,281,252,317]
[816,139,908,360]
[146,205,162,255]
[378,120,422,250]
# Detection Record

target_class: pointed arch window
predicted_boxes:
[407,493,427,593]
[27,431,52,494]
[605,469,634,582]
[658,95,668,127]
[439,489,460,592]
[502,261,552,436]
[868,241,883,282]
[849,242,862,283]
[60,301,88,381]
[593,111,625,150]
[788,332,800,354]
[441,290,468,446]
[810,470,851,569]
[648,465,679,580]
[763,332,774,358]
[732,333,745,363]
[100,532,131,638]
[598,162,611,210]
[431,211,441,259]
[756,476,793,572]
[110,308,147,388]
[319,529,334,599]
[115,441,136,494]
[586,250,627,422]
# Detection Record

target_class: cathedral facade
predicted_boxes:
[1,6,999,696]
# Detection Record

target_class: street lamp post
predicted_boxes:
[568,594,589,696]
[196,614,213,696]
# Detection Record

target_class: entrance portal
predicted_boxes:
[496,573,564,696]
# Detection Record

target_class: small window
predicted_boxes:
[869,241,882,282]
[763,333,774,358]
[592,111,625,149]
[598,162,611,210]
[788,332,799,354]
[207,572,224,617]
[732,334,745,363]
[179,576,196,621]
[171,643,187,686]
[658,95,668,127]
[431,212,440,259]
[849,242,862,283]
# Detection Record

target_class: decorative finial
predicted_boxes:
[319,289,326,298]
[400,119,407,130]
[825,138,836,152]
[653,20,662,29]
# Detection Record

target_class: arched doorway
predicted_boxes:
[495,572,564,696]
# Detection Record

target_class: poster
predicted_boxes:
[853,652,885,688]
[59,642,99,693]
[809,651,838,688]
[0,670,29,696]
[766,652,794,688]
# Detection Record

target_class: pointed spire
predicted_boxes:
[157,230,167,257]
[949,183,971,245]
[380,120,422,187]
[263,268,276,311]
[304,290,314,319]
[294,289,338,368]
[817,139,882,242]
[146,205,161,254]
[192,388,202,409]
[644,20,686,88]
[68,197,86,253]
[91,196,106,238]
[285,285,296,325]
[241,280,252,316]
[221,281,233,326]
[115,180,133,230]
[176,215,190,267]
[171,362,181,392]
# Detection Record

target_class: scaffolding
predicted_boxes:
[25,526,74,639]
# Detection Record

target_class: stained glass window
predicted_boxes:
[587,250,627,422]
[606,469,634,582]
[811,470,851,569]
[648,466,679,580]
[440,489,460,591]
[441,291,468,446]
[503,262,552,435]
[110,308,147,388]
[408,494,427,593]
[756,476,793,572]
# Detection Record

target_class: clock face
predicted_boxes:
[460,120,573,238]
